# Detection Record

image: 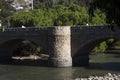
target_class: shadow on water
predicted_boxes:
[85,62,120,71]
[0,59,49,67]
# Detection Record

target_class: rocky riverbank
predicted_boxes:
[74,73,120,80]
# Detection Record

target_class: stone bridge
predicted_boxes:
[0,26,120,67]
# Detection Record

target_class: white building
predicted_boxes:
[10,0,33,11]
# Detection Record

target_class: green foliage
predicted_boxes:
[9,9,56,27]
[9,11,34,27]
[93,38,115,53]
[93,41,108,53]
[91,9,106,25]
[9,4,89,27]
[54,4,89,26]
[32,9,56,27]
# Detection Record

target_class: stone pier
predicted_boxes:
[48,26,72,67]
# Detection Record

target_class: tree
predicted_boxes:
[91,9,106,25]
[9,10,34,27]
[92,0,120,26]
[54,4,89,26]
[32,9,55,27]
[9,9,56,27]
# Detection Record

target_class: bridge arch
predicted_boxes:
[0,38,48,61]
[72,36,116,66]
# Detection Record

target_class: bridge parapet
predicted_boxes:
[71,25,112,33]
[1,27,48,32]
[0,26,116,33]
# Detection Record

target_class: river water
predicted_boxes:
[0,51,120,80]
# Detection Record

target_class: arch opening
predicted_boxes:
[89,38,120,71]
[0,39,49,67]
[72,37,120,69]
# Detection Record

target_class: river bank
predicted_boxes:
[5,54,49,66]
[12,54,49,60]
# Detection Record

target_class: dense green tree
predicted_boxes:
[90,9,106,25]
[32,9,56,27]
[54,4,89,26]
[92,0,120,26]
[9,9,56,27]
[9,10,34,27]
[9,3,108,27]
[93,41,108,53]
[9,4,90,27]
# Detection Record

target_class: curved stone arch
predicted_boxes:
[72,35,114,66]
[73,38,111,56]
[0,38,48,61]
[0,37,48,50]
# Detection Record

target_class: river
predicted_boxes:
[0,50,120,80]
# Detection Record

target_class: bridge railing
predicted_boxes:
[71,25,112,33]
[0,27,48,32]
[0,25,119,33]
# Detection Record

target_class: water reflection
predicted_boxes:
[0,59,48,67]
[0,51,120,80]
[48,68,73,80]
